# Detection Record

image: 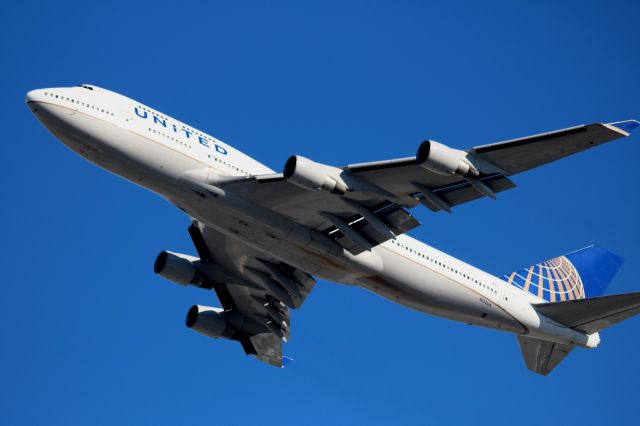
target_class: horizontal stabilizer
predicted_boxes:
[533,292,640,335]
[517,336,573,376]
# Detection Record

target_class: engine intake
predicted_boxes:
[186,305,234,339]
[154,251,204,287]
[283,155,349,194]
[416,140,479,177]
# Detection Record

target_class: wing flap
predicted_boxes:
[186,222,316,367]
[225,176,422,253]
[415,174,516,212]
[322,202,420,255]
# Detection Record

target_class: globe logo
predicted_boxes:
[503,256,585,302]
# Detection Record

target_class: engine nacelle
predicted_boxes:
[283,155,349,194]
[416,140,479,177]
[186,305,235,339]
[154,251,204,287]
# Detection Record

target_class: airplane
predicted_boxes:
[26,84,640,375]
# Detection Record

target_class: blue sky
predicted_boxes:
[2,1,639,424]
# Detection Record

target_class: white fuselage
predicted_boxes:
[26,85,599,349]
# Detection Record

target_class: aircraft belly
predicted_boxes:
[179,190,372,280]
[357,247,526,333]
[180,193,522,334]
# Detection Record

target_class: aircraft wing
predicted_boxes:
[470,121,637,175]
[188,221,315,367]
[222,121,636,254]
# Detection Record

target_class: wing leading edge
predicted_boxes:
[220,120,635,255]
[471,121,638,175]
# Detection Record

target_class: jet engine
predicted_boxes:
[186,305,235,339]
[154,251,205,287]
[283,155,349,194]
[416,140,479,177]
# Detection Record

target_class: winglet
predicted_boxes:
[607,120,639,134]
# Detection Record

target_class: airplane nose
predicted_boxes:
[25,89,45,104]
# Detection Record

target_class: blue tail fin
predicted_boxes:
[502,245,624,302]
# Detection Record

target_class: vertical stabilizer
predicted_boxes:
[503,245,623,302]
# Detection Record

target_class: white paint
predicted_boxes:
[25,84,598,349]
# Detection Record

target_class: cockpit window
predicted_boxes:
[76,85,94,91]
